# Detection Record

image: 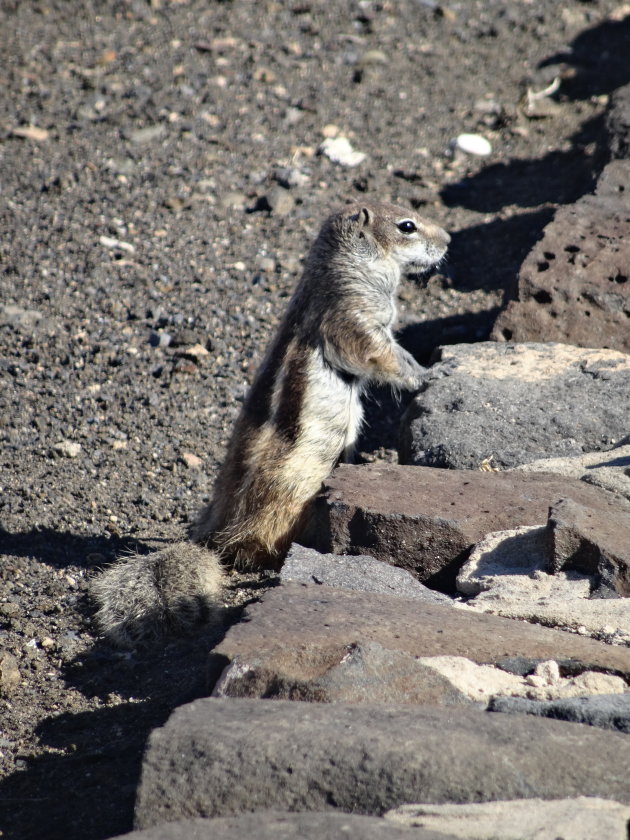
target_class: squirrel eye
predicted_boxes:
[397,220,417,234]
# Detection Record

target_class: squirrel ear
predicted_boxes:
[358,207,371,228]
[349,206,371,231]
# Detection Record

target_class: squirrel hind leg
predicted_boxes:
[90,542,225,647]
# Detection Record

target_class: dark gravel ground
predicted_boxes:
[1,2,629,838]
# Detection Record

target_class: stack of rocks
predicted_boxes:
[114,85,630,840]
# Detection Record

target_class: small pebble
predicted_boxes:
[182,343,210,359]
[284,107,303,126]
[99,235,136,254]
[11,125,49,142]
[0,652,21,694]
[149,331,172,348]
[129,125,167,145]
[0,603,20,619]
[319,136,367,167]
[53,440,82,458]
[451,133,492,156]
[264,186,295,216]
[473,98,501,115]
[360,49,388,67]
[181,452,203,470]
[274,167,310,189]
[0,305,43,329]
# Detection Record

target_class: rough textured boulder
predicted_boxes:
[112,812,454,840]
[489,693,630,734]
[281,544,451,604]
[512,443,630,502]
[385,798,630,840]
[399,342,630,470]
[309,462,629,589]
[548,497,630,596]
[134,698,630,829]
[209,585,630,701]
[490,159,630,352]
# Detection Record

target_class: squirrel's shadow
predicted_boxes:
[0,526,161,569]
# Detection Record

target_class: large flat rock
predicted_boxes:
[210,584,630,703]
[399,342,630,470]
[309,462,628,589]
[491,160,630,353]
[113,811,454,840]
[134,698,630,829]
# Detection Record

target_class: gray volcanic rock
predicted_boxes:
[281,544,452,604]
[491,160,630,352]
[399,342,630,470]
[112,811,454,840]
[309,462,628,588]
[548,497,630,596]
[489,693,630,734]
[210,584,630,694]
[134,698,630,829]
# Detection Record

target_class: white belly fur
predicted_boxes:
[289,349,364,474]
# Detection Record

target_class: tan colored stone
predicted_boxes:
[0,651,21,695]
[385,797,630,840]
[417,656,627,703]
[457,525,630,644]
[513,444,630,502]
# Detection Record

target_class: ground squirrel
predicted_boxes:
[91,201,449,645]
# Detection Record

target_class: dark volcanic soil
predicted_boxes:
[1,2,629,838]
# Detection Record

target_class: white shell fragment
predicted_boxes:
[318,136,367,167]
[99,234,136,253]
[451,132,492,156]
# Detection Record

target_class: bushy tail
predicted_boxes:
[90,542,225,647]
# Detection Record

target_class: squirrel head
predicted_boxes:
[340,202,450,272]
